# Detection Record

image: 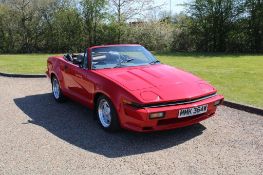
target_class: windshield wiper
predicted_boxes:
[149,60,160,64]
[113,64,127,68]
[122,58,134,63]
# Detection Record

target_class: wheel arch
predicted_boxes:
[50,72,56,82]
[93,92,120,116]
[94,92,105,107]
[50,72,63,88]
[94,92,114,108]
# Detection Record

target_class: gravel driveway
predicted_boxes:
[0,76,262,175]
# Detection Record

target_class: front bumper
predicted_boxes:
[120,94,224,132]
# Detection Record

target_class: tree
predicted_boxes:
[0,0,262,53]
[38,0,60,52]
[109,0,154,43]
[80,0,107,47]
[188,0,245,52]
[126,21,174,51]
[172,13,194,51]
[51,8,83,52]
[246,0,263,53]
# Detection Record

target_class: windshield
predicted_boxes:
[91,46,160,69]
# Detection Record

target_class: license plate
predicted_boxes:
[178,104,208,118]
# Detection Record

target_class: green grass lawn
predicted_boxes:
[0,54,52,74]
[0,53,262,108]
[156,53,263,108]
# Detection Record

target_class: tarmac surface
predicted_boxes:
[0,77,262,174]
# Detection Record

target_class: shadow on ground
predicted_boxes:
[14,93,206,158]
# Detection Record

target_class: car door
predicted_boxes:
[60,59,76,95]
[64,51,94,107]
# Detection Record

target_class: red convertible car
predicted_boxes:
[46,44,224,132]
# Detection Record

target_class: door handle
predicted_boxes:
[64,65,68,71]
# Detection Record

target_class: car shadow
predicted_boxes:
[14,93,206,158]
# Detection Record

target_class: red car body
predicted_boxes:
[46,44,224,132]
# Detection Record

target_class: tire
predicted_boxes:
[52,76,65,103]
[96,95,120,132]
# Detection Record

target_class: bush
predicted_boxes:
[125,22,174,52]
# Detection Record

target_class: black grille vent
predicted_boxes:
[140,93,217,108]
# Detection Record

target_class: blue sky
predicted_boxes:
[154,0,190,14]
